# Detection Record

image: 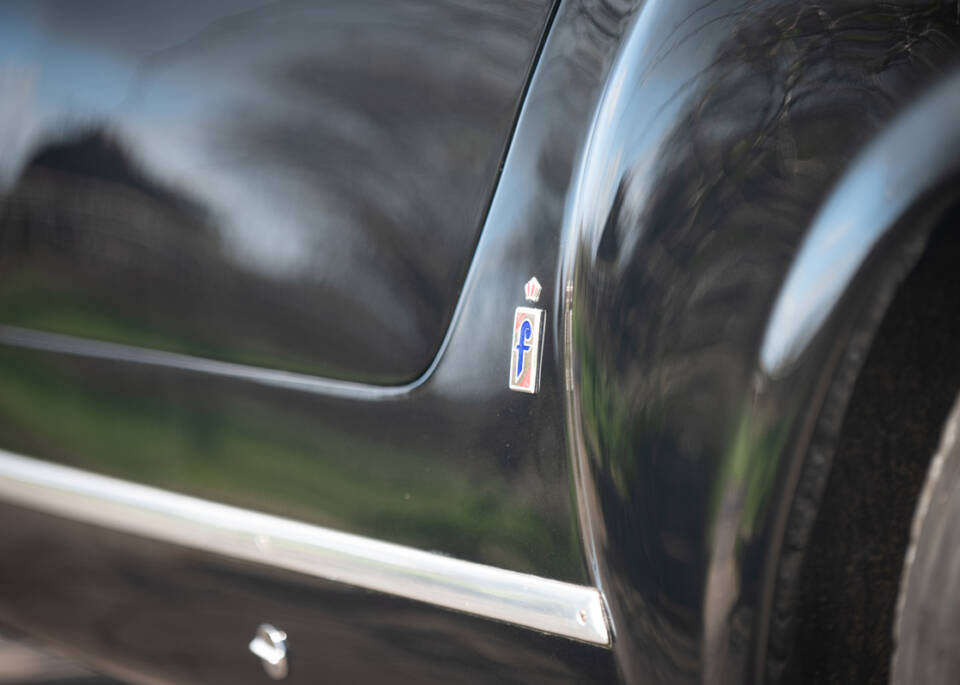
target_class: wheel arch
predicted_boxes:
[758,71,960,683]
[557,2,960,680]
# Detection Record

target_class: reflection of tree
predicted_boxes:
[0,122,585,579]
[202,0,551,382]
[0,128,362,378]
[0,0,553,383]
[570,1,960,681]
[0,0,593,581]
[1,129,217,264]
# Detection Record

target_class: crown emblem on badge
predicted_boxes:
[523,277,542,303]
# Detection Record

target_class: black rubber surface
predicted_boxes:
[767,209,960,685]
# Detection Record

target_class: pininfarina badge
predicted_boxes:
[509,278,546,394]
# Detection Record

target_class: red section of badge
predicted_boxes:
[516,365,531,389]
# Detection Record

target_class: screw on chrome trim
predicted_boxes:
[249,623,289,680]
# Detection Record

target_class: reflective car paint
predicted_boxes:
[563,1,960,682]
[0,0,553,384]
[2,0,960,683]
[0,0,588,583]
[0,0,640,679]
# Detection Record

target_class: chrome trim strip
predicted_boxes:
[0,449,610,645]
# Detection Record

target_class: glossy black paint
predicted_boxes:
[0,6,643,680]
[563,1,960,683]
[0,0,552,383]
[0,0,588,582]
[2,0,960,683]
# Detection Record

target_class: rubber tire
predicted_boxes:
[891,393,960,685]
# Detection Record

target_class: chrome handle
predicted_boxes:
[248,623,289,680]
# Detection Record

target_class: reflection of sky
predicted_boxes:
[0,2,328,277]
[0,1,387,282]
[0,0,551,379]
[759,172,877,373]
[0,10,132,116]
[568,0,737,268]
[0,0,540,289]
[0,13,132,184]
[760,75,960,375]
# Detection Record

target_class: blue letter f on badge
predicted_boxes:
[509,307,545,394]
[516,320,532,377]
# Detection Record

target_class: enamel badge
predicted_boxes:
[509,278,546,394]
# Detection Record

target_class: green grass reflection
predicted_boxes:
[0,347,576,579]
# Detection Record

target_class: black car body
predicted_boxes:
[2,1,960,683]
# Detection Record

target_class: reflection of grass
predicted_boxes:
[0,347,574,578]
[573,299,636,499]
[0,267,355,380]
[711,409,786,539]
[573,276,785,550]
